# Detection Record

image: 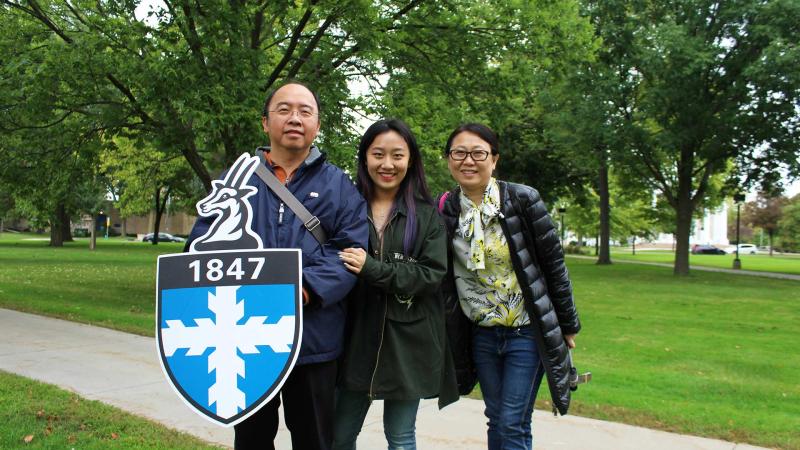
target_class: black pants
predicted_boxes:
[234,359,337,450]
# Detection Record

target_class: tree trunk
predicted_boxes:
[90,215,97,250]
[597,150,611,265]
[152,189,162,245]
[768,230,773,257]
[61,210,73,243]
[48,203,69,247]
[152,187,171,245]
[49,223,64,247]
[121,217,127,239]
[672,144,697,276]
[673,195,694,276]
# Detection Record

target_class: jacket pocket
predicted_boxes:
[383,253,428,322]
[386,293,427,322]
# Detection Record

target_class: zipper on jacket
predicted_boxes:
[278,203,284,223]
[367,209,397,399]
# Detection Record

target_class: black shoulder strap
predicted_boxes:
[254,149,327,245]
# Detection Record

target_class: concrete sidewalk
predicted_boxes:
[0,308,766,449]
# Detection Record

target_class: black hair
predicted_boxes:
[443,122,499,156]
[262,80,321,118]
[356,119,434,256]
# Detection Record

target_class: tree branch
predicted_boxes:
[22,0,74,43]
[392,0,420,18]
[285,12,336,79]
[178,0,207,65]
[262,0,319,91]
[690,161,714,208]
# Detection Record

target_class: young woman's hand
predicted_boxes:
[339,247,367,274]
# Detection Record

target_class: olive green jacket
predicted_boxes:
[338,198,459,408]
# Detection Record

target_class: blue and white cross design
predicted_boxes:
[157,250,302,427]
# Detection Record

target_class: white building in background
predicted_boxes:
[652,203,730,247]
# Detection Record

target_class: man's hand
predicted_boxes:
[339,247,367,274]
[564,334,577,349]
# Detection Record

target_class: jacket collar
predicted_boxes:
[305,145,324,166]
[393,196,409,217]
[368,196,408,225]
[257,144,325,166]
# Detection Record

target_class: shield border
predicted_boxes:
[155,248,303,427]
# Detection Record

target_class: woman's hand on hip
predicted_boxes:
[339,247,367,274]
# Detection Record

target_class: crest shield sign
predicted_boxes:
[156,153,302,427]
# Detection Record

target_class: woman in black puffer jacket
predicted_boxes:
[439,123,581,450]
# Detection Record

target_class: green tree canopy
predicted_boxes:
[777,195,800,252]
[589,0,800,274]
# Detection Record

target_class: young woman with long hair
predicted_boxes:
[333,119,458,450]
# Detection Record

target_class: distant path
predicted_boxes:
[569,255,800,281]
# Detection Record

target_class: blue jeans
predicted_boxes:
[473,325,545,450]
[332,389,420,450]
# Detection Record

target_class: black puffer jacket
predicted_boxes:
[440,180,581,415]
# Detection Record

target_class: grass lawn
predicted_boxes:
[0,370,220,449]
[559,258,799,450]
[608,248,800,275]
[0,233,183,335]
[1,232,798,448]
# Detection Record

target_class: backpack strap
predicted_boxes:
[438,191,450,212]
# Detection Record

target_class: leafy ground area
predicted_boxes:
[608,248,800,275]
[0,370,221,449]
[1,232,798,449]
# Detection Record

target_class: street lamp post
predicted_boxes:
[732,193,745,270]
[558,207,567,244]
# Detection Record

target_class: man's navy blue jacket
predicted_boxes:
[186,146,368,365]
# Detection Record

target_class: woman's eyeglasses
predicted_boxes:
[448,148,492,161]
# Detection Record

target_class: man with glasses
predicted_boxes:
[187,81,368,450]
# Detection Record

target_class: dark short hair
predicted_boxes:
[262,80,321,118]
[444,123,499,156]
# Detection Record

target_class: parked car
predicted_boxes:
[723,244,758,254]
[691,244,726,255]
[142,232,185,243]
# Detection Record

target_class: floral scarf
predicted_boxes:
[457,178,501,271]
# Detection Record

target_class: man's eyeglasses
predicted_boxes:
[448,148,492,161]
[269,107,317,119]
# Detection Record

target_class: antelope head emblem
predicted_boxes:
[190,153,264,252]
